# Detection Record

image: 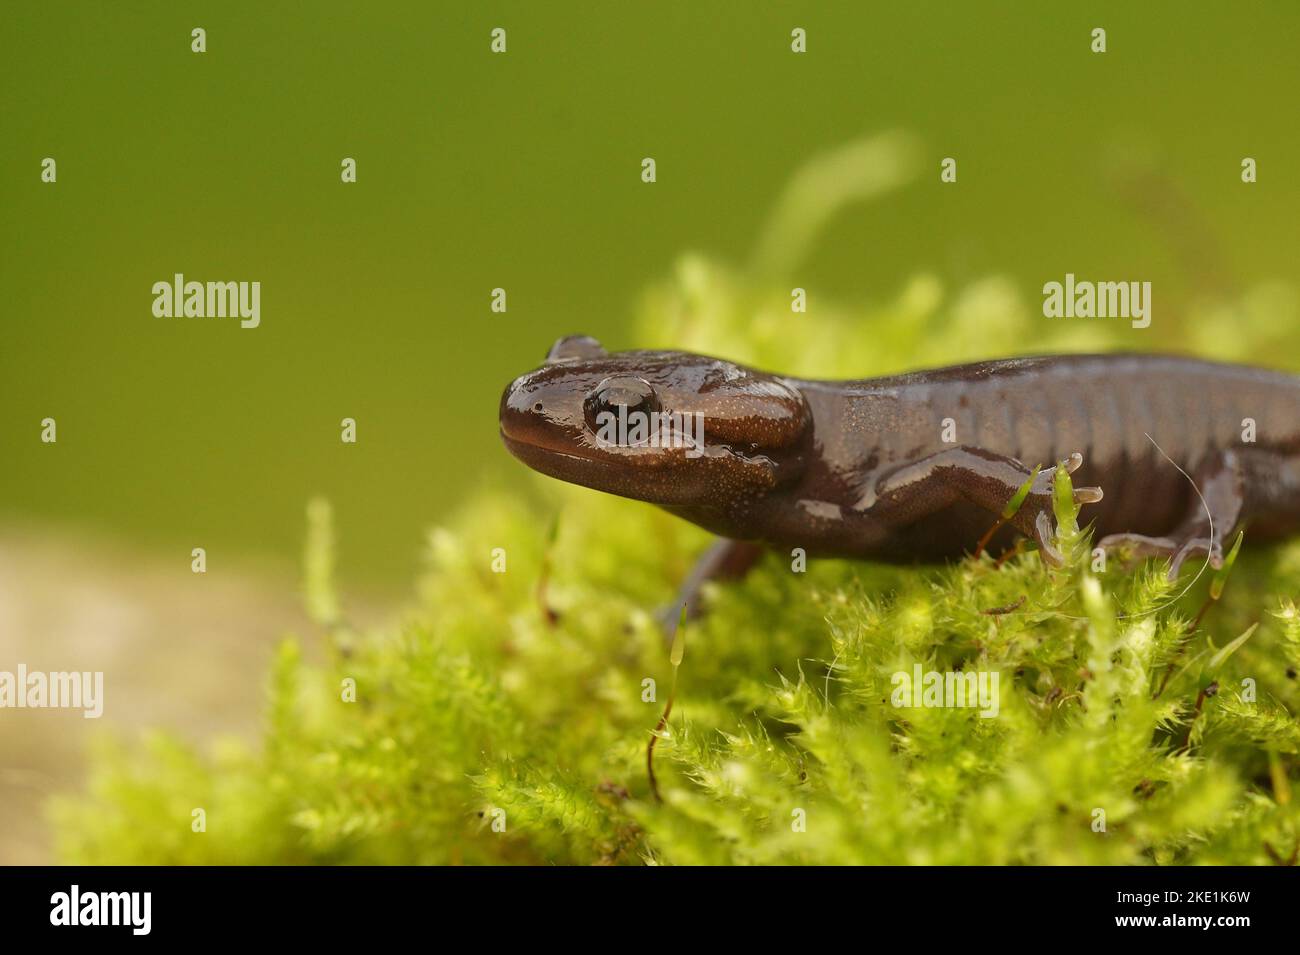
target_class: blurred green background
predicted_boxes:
[3,1,1298,590]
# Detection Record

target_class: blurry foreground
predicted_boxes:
[0,527,321,864]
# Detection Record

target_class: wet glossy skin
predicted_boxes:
[501,336,1300,576]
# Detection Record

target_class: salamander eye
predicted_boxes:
[584,376,661,429]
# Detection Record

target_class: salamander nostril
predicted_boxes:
[534,402,544,412]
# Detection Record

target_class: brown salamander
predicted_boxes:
[500,335,1300,611]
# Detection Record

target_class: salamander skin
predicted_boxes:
[501,335,1300,602]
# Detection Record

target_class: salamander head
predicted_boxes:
[500,335,811,505]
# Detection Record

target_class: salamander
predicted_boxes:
[500,335,1300,612]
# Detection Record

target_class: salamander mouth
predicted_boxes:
[500,425,781,505]
[500,427,718,505]
[500,430,597,470]
[499,426,715,471]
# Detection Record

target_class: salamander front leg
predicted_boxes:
[658,538,766,635]
[1099,449,1245,580]
[873,448,1103,567]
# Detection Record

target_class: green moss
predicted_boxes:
[51,457,1300,863]
[49,143,1300,865]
